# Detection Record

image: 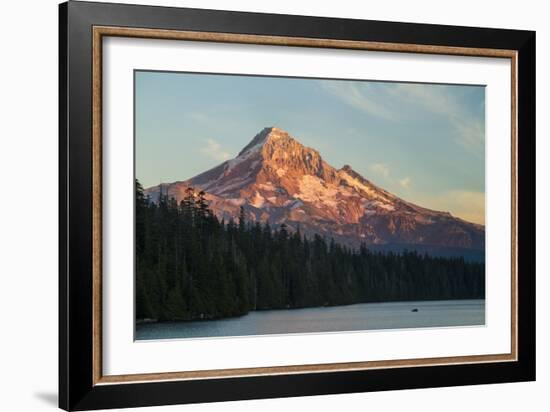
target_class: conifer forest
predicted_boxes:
[135,180,485,322]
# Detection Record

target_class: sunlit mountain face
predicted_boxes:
[146,127,485,258]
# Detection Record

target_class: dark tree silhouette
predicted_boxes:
[135,179,485,322]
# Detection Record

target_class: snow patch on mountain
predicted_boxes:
[216,177,253,194]
[258,182,276,191]
[340,170,391,203]
[228,198,246,206]
[297,175,339,206]
[251,192,265,208]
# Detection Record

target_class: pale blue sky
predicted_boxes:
[135,71,485,224]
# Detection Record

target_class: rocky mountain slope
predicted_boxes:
[146,127,485,253]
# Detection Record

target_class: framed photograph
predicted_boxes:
[59,1,535,410]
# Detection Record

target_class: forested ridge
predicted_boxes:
[136,180,485,322]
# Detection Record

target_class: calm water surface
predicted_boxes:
[136,299,485,340]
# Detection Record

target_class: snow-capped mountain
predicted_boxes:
[146,127,485,253]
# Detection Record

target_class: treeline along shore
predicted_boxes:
[136,180,485,322]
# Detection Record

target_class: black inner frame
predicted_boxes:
[59,1,536,410]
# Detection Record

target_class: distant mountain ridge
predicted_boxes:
[146,127,485,257]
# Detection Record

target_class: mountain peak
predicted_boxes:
[238,126,293,156]
[267,126,285,134]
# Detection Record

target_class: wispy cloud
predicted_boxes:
[200,138,231,161]
[447,190,485,224]
[451,119,485,154]
[320,80,484,154]
[319,81,394,120]
[388,83,462,117]
[186,111,209,122]
[421,190,485,225]
[399,176,411,189]
[369,163,390,178]
[388,83,485,154]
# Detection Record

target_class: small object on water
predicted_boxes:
[411,308,419,312]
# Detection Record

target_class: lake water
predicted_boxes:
[135,299,485,340]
